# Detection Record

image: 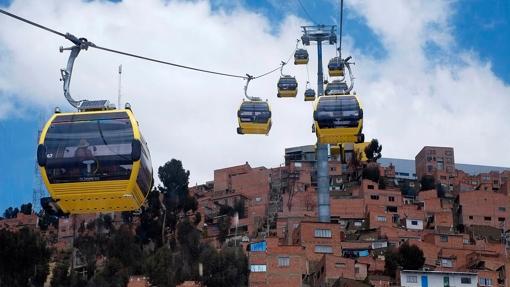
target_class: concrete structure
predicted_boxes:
[400,270,477,287]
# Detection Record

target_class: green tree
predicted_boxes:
[107,226,143,274]
[202,246,249,287]
[144,247,177,287]
[383,248,399,277]
[0,228,51,286]
[3,206,19,219]
[87,258,129,287]
[158,159,190,203]
[420,175,436,191]
[383,242,425,278]
[20,203,33,215]
[38,210,59,231]
[50,259,71,287]
[365,139,382,162]
[399,242,425,270]
[362,163,380,182]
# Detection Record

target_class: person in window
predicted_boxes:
[75,139,94,158]
[74,139,95,177]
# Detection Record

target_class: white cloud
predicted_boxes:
[0,0,508,187]
[346,0,510,167]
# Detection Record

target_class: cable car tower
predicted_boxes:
[300,25,337,222]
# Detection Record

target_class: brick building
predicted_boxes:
[415,146,456,185]
[458,190,510,229]
[0,213,38,232]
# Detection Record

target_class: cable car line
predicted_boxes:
[296,0,318,25]
[0,7,287,81]
[337,0,344,58]
[0,8,66,38]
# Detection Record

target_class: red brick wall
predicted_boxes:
[459,190,510,228]
[297,222,343,261]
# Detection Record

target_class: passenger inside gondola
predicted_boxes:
[316,96,361,129]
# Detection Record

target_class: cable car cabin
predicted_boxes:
[237,101,272,135]
[313,95,364,144]
[294,49,309,65]
[37,109,153,214]
[328,57,345,77]
[325,80,349,95]
[330,142,369,163]
[304,88,316,101]
[277,75,298,98]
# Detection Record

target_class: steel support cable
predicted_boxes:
[338,0,344,58]
[296,0,318,25]
[0,7,288,81]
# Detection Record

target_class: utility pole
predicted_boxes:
[301,25,337,223]
[117,65,122,109]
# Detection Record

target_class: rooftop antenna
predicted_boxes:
[118,64,122,109]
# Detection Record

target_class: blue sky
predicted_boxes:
[0,0,509,213]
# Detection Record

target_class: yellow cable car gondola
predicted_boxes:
[37,108,153,214]
[325,79,348,95]
[313,95,364,144]
[294,48,309,65]
[304,88,316,101]
[277,75,298,98]
[328,57,345,77]
[237,100,272,135]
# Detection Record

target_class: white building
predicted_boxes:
[400,270,477,287]
[405,218,424,230]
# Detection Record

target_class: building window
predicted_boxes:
[250,264,266,272]
[314,229,332,238]
[484,216,492,221]
[354,267,360,274]
[406,275,418,283]
[499,207,506,212]
[411,220,418,226]
[335,263,346,268]
[498,217,505,222]
[278,256,290,267]
[440,235,448,242]
[354,221,362,227]
[314,245,333,254]
[389,196,395,202]
[255,197,262,202]
[441,258,453,267]
[386,206,398,213]
[427,156,432,161]
[494,180,499,185]
[372,242,385,249]
[468,216,473,220]
[463,238,470,244]
[377,216,386,222]
[370,195,379,200]
[368,185,375,190]
[437,158,444,170]
[460,277,471,284]
[479,278,493,286]
[427,165,433,172]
